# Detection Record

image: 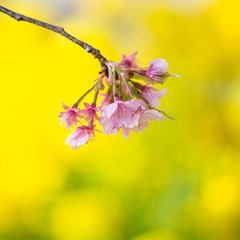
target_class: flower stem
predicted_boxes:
[72,83,98,108]
[132,90,149,104]
[109,86,113,102]
[121,73,133,100]
[157,110,175,120]
[92,90,99,107]
[119,75,123,98]
[112,68,117,96]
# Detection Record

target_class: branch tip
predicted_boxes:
[0,5,108,74]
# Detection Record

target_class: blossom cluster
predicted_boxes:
[58,53,179,149]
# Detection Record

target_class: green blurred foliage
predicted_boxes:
[0,0,240,239]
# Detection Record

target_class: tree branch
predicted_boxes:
[0,5,108,75]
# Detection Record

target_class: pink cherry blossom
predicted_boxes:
[100,100,141,135]
[135,109,164,131]
[122,52,139,69]
[122,109,165,139]
[136,59,170,84]
[141,86,167,108]
[65,125,95,150]
[79,103,101,121]
[58,103,80,130]
[148,59,168,75]
[58,52,179,149]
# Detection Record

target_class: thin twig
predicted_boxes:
[72,82,98,108]
[121,74,133,100]
[0,5,108,74]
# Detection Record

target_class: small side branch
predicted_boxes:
[0,5,108,74]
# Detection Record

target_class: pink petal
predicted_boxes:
[142,91,159,108]
[111,127,118,135]
[104,102,118,118]
[100,114,110,125]
[72,108,80,112]
[65,130,79,145]
[143,110,164,121]
[62,102,70,110]
[150,59,167,69]
[84,102,91,108]
[128,112,140,128]
[71,134,89,149]
[135,99,148,110]
[122,54,127,61]
[156,88,167,99]
[120,100,140,112]
[102,122,111,135]
[128,52,138,61]
[122,126,130,140]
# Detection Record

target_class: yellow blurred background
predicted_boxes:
[0,0,240,239]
